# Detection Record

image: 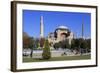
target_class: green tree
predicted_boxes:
[80,39,88,49]
[23,37,29,49]
[65,39,70,49]
[53,39,70,49]
[40,38,45,48]
[33,38,39,49]
[71,39,75,49]
[53,43,60,50]
[42,40,51,60]
[28,37,34,58]
[74,39,80,48]
[86,39,91,49]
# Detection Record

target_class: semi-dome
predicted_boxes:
[57,25,68,30]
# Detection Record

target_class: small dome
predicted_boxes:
[57,26,68,29]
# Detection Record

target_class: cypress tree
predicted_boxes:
[42,39,51,60]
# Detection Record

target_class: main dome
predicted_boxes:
[57,26,68,29]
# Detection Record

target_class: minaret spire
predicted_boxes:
[40,16,44,38]
[82,18,84,39]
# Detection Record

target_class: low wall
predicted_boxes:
[23,49,75,58]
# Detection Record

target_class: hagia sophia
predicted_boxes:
[48,26,74,45]
[40,16,74,46]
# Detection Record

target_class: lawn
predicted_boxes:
[23,54,91,62]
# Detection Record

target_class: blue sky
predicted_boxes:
[23,10,91,38]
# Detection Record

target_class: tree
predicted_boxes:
[86,39,91,49]
[53,43,60,50]
[40,38,45,48]
[28,37,34,58]
[71,39,75,49]
[75,39,81,48]
[80,39,88,49]
[23,32,34,49]
[33,38,39,49]
[23,37,29,48]
[65,39,70,49]
[42,40,51,60]
[53,39,70,49]
[84,39,91,53]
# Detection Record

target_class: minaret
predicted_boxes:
[82,19,84,39]
[40,16,45,48]
[40,16,44,38]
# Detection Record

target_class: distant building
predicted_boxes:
[48,25,74,45]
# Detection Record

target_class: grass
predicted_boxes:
[23,54,91,62]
